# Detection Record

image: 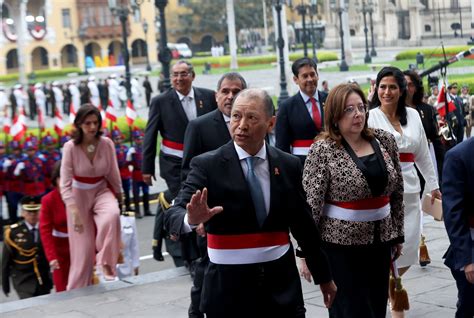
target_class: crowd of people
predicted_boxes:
[1,57,473,318]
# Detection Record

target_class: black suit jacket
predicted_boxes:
[142,87,217,195]
[2,222,52,298]
[165,141,331,316]
[275,90,327,164]
[442,138,474,271]
[181,109,231,181]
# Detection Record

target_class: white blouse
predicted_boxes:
[368,107,439,194]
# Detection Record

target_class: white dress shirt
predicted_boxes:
[25,221,39,242]
[299,90,321,121]
[176,88,197,121]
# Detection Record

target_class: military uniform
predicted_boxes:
[2,199,52,299]
[112,129,132,211]
[3,141,25,223]
[40,135,62,192]
[16,141,46,196]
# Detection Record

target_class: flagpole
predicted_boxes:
[440,43,456,145]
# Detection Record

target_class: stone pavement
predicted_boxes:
[0,216,458,317]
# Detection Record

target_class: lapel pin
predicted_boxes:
[274,167,280,175]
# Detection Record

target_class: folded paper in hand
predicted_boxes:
[422,193,443,221]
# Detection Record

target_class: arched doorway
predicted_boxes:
[60,44,78,68]
[200,35,214,52]
[131,39,147,65]
[108,40,123,66]
[31,46,49,70]
[6,49,18,73]
[85,42,101,67]
[177,37,192,47]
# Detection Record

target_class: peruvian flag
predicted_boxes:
[98,103,107,129]
[11,106,27,141]
[3,109,11,134]
[126,99,137,126]
[436,84,457,118]
[54,106,65,135]
[106,99,117,122]
[69,101,77,123]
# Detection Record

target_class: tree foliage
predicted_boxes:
[181,0,265,34]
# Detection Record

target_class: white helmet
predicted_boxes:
[14,84,22,89]
[88,76,96,82]
[109,73,117,79]
[52,81,59,86]
[34,82,43,89]
[69,79,77,85]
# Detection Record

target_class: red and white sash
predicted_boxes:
[72,176,105,190]
[399,152,415,172]
[291,140,313,156]
[161,139,184,158]
[323,196,390,222]
[207,232,290,265]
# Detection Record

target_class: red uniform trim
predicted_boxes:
[207,232,289,249]
[326,196,390,210]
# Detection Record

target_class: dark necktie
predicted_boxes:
[245,157,267,227]
[31,228,38,243]
[310,97,322,130]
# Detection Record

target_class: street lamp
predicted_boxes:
[273,0,289,105]
[330,0,349,72]
[142,19,152,71]
[108,0,144,101]
[295,2,308,57]
[155,0,172,91]
[308,0,318,63]
[356,0,371,64]
[367,0,377,57]
[78,25,88,74]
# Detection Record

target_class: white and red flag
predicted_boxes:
[106,99,117,122]
[126,99,137,126]
[54,106,65,136]
[436,83,457,118]
[3,109,11,134]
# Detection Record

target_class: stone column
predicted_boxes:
[408,0,423,45]
[226,0,238,70]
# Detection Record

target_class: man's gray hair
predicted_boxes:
[173,60,195,75]
[217,72,247,91]
[233,88,275,118]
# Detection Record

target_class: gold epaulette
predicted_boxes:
[121,211,135,217]
[158,192,170,210]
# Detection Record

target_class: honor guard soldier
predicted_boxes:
[3,141,25,224]
[2,196,53,299]
[112,127,132,212]
[127,128,152,218]
[40,134,61,191]
[15,141,46,197]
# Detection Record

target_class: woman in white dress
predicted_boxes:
[368,67,442,317]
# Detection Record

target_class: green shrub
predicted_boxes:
[0,68,82,82]
[395,46,471,60]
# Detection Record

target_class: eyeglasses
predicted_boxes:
[344,104,367,115]
[171,72,191,78]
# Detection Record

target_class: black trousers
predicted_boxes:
[451,268,474,318]
[325,244,392,318]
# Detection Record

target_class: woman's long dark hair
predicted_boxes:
[370,66,408,125]
[403,70,424,106]
[72,104,103,145]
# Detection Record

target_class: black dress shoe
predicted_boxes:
[153,248,164,261]
[136,214,143,219]
[144,210,155,216]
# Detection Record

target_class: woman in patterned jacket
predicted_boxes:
[302,83,404,318]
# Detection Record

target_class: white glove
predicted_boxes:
[13,162,25,176]
[126,147,136,161]
[2,159,12,171]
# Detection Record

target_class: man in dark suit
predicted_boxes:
[143,60,217,265]
[166,88,336,317]
[442,138,474,318]
[2,196,52,299]
[275,57,328,164]
[142,75,153,107]
[180,72,246,318]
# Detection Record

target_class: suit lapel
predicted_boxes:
[213,109,231,140]
[318,91,325,129]
[296,93,314,125]
[194,88,210,117]
[171,89,189,125]
[266,145,282,223]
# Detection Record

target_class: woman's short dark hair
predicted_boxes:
[370,66,408,125]
[318,83,374,144]
[72,104,103,144]
[51,160,61,187]
[403,70,424,106]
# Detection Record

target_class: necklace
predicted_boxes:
[86,144,96,153]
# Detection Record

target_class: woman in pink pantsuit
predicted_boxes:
[60,104,122,290]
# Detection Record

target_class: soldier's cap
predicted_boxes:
[88,76,96,82]
[52,81,59,86]
[24,141,35,150]
[34,82,43,89]
[448,82,458,89]
[20,196,41,212]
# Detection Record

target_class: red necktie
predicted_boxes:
[310,97,322,130]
